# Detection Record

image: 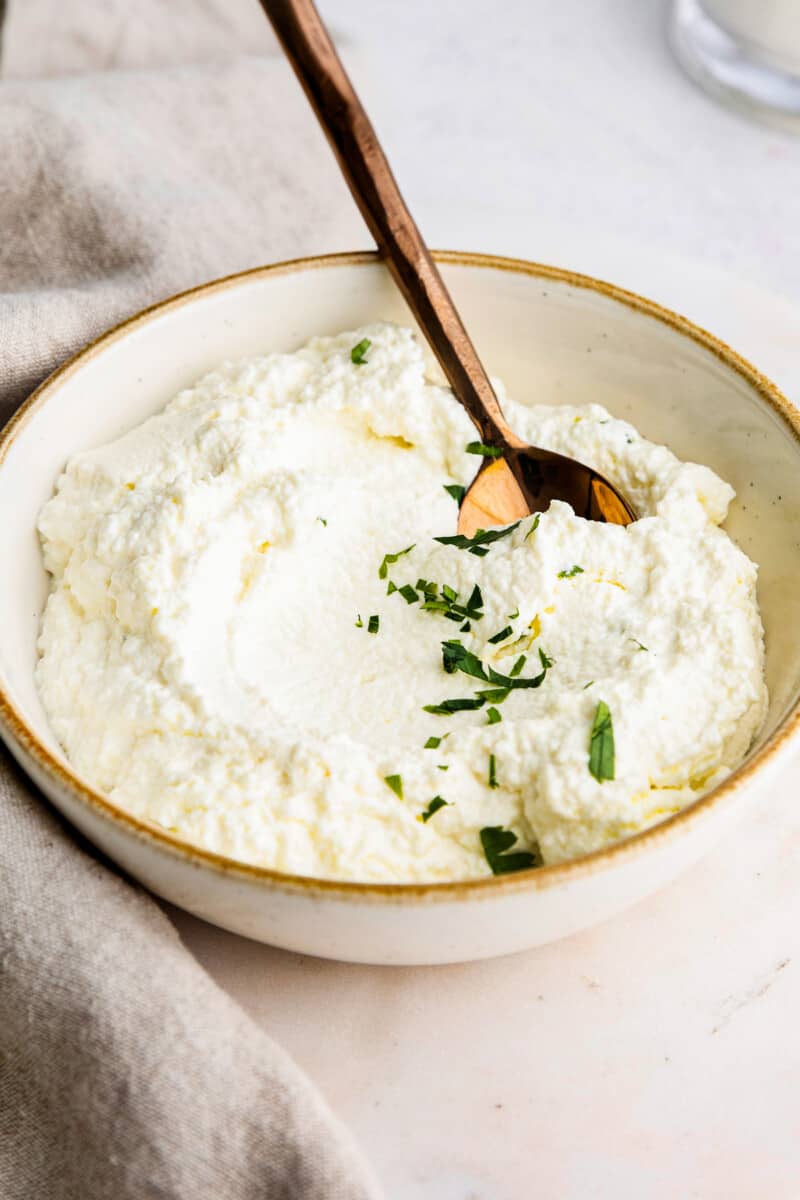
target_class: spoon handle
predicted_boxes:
[259,0,520,448]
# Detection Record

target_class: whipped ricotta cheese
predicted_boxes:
[36,323,768,881]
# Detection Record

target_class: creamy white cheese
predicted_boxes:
[36,323,768,881]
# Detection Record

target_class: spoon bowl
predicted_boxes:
[458,444,637,537]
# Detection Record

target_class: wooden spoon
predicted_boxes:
[259,0,636,534]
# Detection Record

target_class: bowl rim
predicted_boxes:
[1,248,799,904]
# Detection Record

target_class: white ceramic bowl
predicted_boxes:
[2,251,799,965]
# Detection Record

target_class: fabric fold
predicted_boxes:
[0,762,381,1198]
[0,3,381,1196]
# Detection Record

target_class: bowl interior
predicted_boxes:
[2,254,800,800]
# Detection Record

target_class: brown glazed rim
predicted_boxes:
[1,249,799,905]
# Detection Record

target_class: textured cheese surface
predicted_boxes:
[36,323,768,881]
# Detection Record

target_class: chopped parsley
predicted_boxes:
[424,631,551,721]
[508,607,519,619]
[316,516,328,526]
[476,686,511,704]
[350,337,371,365]
[441,640,553,691]
[367,614,380,634]
[423,697,485,716]
[488,754,499,789]
[630,638,649,652]
[420,795,450,823]
[443,483,466,504]
[480,826,538,875]
[397,584,419,604]
[437,764,449,771]
[424,736,442,749]
[354,614,364,628]
[558,564,584,578]
[418,581,484,623]
[583,680,594,690]
[466,441,503,457]
[441,642,481,677]
[488,625,513,645]
[434,522,520,557]
[525,513,541,539]
[378,545,415,580]
[387,578,483,623]
[384,774,403,799]
[588,701,615,782]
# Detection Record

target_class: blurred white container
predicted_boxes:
[670,0,800,132]
[704,0,800,70]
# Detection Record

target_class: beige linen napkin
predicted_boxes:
[0,3,381,1196]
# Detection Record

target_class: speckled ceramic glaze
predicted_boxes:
[1,252,799,964]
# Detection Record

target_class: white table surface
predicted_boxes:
[166,2,800,1196]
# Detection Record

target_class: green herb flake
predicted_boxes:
[420,795,450,823]
[434,523,520,557]
[398,584,419,604]
[466,441,503,458]
[424,736,442,750]
[558,564,584,579]
[418,580,484,625]
[476,687,511,704]
[437,764,449,771]
[367,614,380,634]
[460,621,471,633]
[354,614,364,628]
[589,701,615,783]
[422,601,462,619]
[488,625,513,645]
[583,680,594,690]
[384,774,403,799]
[350,337,371,365]
[486,706,502,725]
[441,640,552,692]
[378,544,415,580]
[441,642,486,681]
[525,513,541,539]
[444,483,467,504]
[423,697,486,716]
[488,753,499,789]
[316,516,328,526]
[508,607,519,619]
[630,638,649,652]
[480,825,538,875]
